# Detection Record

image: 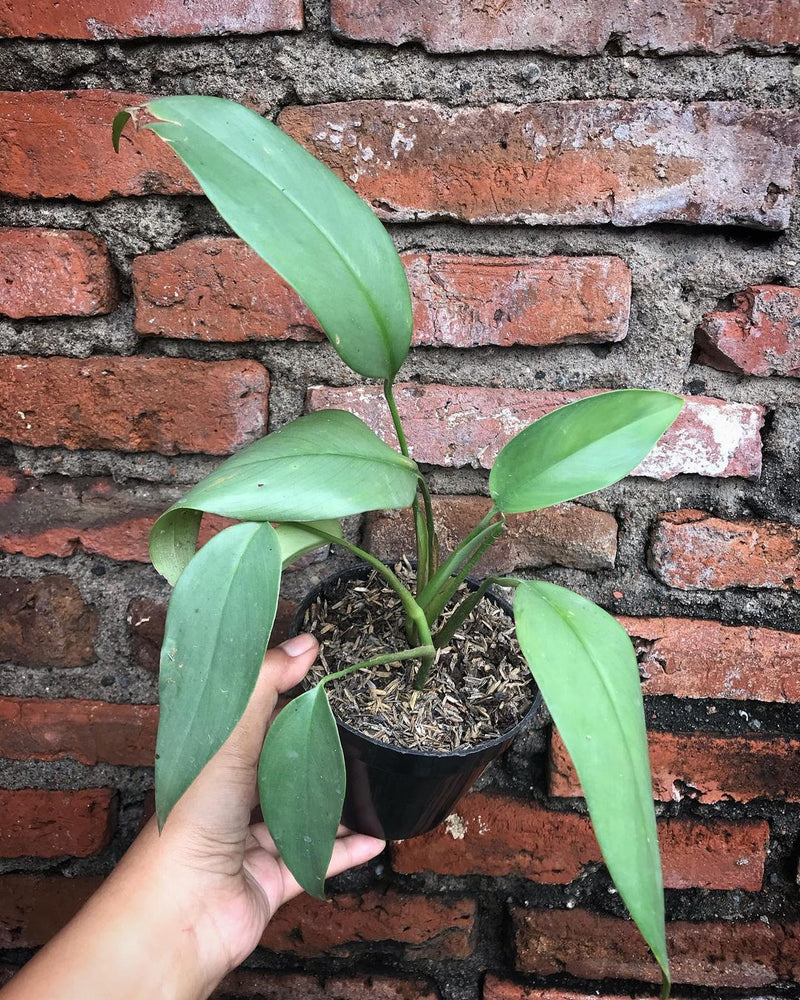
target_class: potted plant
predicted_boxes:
[115,96,681,998]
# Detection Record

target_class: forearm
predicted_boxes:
[2,825,217,1000]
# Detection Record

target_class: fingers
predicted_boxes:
[216,634,318,768]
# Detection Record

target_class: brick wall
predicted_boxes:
[0,3,798,998]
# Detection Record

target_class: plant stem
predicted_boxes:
[423,521,505,626]
[416,505,501,613]
[320,644,435,686]
[285,522,436,681]
[433,575,522,649]
[383,379,438,595]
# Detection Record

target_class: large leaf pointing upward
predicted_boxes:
[141,96,412,379]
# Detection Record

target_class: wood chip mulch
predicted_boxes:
[302,562,538,753]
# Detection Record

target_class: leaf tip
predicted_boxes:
[111,109,132,153]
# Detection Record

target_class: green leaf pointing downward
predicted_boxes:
[156,521,282,826]
[141,95,412,379]
[514,581,670,996]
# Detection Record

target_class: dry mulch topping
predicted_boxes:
[302,563,538,753]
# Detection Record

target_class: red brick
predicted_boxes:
[0,875,101,947]
[133,237,324,343]
[215,971,438,999]
[0,788,115,858]
[622,615,800,702]
[0,0,302,38]
[279,101,798,230]
[696,285,800,378]
[0,356,267,455]
[391,792,767,891]
[0,474,231,561]
[307,385,763,480]
[365,496,617,574]
[0,228,117,318]
[260,890,475,959]
[650,510,800,591]
[484,980,634,1000]
[0,575,98,668]
[0,91,197,201]
[550,730,800,803]
[511,907,800,987]
[332,0,800,55]
[128,595,299,673]
[134,240,630,347]
[0,697,157,767]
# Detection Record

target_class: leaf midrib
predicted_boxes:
[151,107,400,372]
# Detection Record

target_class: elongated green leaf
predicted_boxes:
[259,685,345,898]
[514,581,669,994]
[490,389,683,513]
[274,519,343,569]
[148,410,417,582]
[156,521,281,825]
[141,95,412,379]
[111,109,131,152]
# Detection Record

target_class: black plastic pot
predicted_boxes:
[291,564,542,841]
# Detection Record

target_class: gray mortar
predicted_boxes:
[0,19,799,999]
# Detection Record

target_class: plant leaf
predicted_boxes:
[111,109,132,152]
[514,580,669,993]
[141,95,412,379]
[274,519,343,569]
[149,507,203,587]
[155,521,281,825]
[490,389,684,513]
[259,684,345,899]
[148,410,417,582]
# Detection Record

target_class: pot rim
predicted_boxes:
[292,561,543,761]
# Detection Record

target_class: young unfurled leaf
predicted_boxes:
[140,95,412,379]
[259,685,345,898]
[149,410,418,583]
[514,580,670,995]
[155,522,281,826]
[490,389,683,513]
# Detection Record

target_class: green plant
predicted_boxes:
[115,96,682,997]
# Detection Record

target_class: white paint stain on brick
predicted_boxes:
[445,813,467,839]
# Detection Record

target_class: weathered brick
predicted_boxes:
[128,595,300,673]
[622,615,800,702]
[0,0,302,38]
[261,891,475,959]
[332,0,800,55]
[0,91,197,201]
[696,285,800,378]
[0,875,101,947]
[215,971,438,999]
[279,101,798,230]
[0,356,268,455]
[650,510,800,590]
[511,907,800,987]
[0,228,117,318]
[550,730,800,803]
[0,575,98,668]
[0,697,157,767]
[365,496,617,574]
[133,237,323,343]
[0,788,116,858]
[134,241,631,348]
[0,474,229,561]
[484,980,635,1000]
[391,792,767,891]
[307,385,763,480]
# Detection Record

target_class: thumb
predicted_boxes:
[218,633,319,769]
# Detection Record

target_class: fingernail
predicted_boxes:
[278,633,316,657]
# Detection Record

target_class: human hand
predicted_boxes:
[2,634,385,1000]
[123,633,385,993]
